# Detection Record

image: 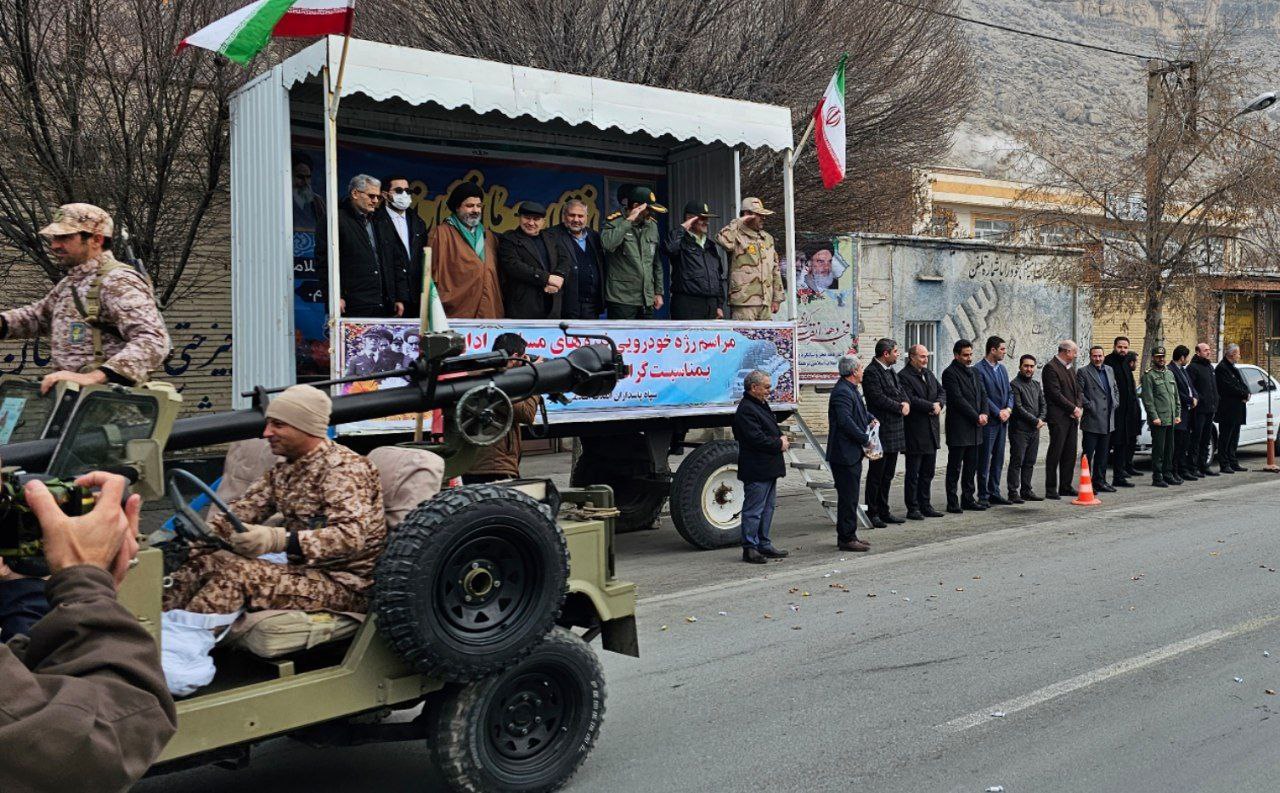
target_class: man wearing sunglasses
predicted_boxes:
[374,175,430,318]
[316,174,408,318]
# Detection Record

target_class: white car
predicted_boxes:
[1136,363,1279,452]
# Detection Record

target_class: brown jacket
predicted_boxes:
[427,222,504,319]
[0,566,177,792]
[468,395,542,477]
[1042,355,1082,426]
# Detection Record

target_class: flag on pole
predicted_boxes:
[179,0,354,65]
[813,55,847,189]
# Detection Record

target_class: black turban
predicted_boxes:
[447,181,485,212]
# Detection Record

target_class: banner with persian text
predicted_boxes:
[335,319,797,433]
[789,233,857,382]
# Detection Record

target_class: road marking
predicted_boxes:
[937,615,1280,733]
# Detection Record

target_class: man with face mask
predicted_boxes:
[661,200,726,320]
[718,197,783,321]
[0,203,170,393]
[373,175,429,318]
[429,181,504,319]
[601,185,666,319]
[544,198,605,319]
[498,202,570,319]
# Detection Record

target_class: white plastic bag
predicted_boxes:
[865,424,884,460]
[161,608,243,697]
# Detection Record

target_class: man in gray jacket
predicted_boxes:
[1076,344,1120,492]
[1008,354,1047,502]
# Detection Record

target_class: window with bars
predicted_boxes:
[973,218,1014,241]
[904,321,940,374]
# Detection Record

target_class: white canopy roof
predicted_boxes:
[276,37,795,151]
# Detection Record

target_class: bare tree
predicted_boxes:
[0,0,241,308]
[1010,23,1280,348]
[365,0,974,235]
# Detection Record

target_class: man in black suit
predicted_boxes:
[1169,345,1201,481]
[316,173,407,318]
[898,344,946,520]
[862,338,910,528]
[827,355,874,551]
[661,200,727,320]
[1187,342,1220,477]
[942,338,988,512]
[1103,336,1139,487]
[1042,339,1083,498]
[732,369,791,564]
[1215,343,1251,473]
[374,175,430,316]
[543,199,606,320]
[497,202,571,319]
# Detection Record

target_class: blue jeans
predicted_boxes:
[741,479,778,550]
[979,421,1008,501]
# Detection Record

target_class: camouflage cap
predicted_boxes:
[627,185,666,214]
[40,203,114,238]
[740,197,775,216]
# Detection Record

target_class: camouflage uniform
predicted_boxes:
[717,217,782,321]
[0,252,170,385]
[163,440,386,614]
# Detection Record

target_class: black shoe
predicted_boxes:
[946,503,963,514]
[1112,478,1135,488]
[1233,465,1249,472]
[988,495,1012,506]
[870,516,887,529]
[1096,483,1117,493]
[1152,478,1168,488]
[1219,467,1235,474]
[743,547,767,564]
[1059,488,1079,497]
[1200,468,1220,477]
[921,506,945,518]
[1169,474,1184,485]
[1022,491,1045,501]
[961,499,987,511]
[883,513,907,525]
[906,510,925,520]
[1181,470,1200,481]
[759,546,789,559]
[1008,494,1025,504]
[1046,491,1061,500]
[1125,467,1139,477]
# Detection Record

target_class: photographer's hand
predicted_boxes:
[25,472,141,588]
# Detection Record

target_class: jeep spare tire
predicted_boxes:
[373,484,568,682]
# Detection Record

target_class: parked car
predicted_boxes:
[1137,364,1279,452]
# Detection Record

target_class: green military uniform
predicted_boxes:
[1141,350,1179,484]
[601,186,665,319]
[717,199,782,321]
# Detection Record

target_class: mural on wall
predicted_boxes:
[790,233,858,382]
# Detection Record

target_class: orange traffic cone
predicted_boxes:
[1072,454,1102,506]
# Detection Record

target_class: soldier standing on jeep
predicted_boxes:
[0,203,170,394]
[717,197,783,321]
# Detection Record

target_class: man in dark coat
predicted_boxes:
[1215,343,1251,473]
[373,175,430,316]
[1076,344,1119,492]
[316,174,408,318]
[543,199,606,320]
[827,355,874,552]
[497,202,571,319]
[1103,336,1139,486]
[732,369,790,564]
[942,338,988,513]
[862,338,910,528]
[898,344,946,520]
[1169,345,1201,481]
[1188,342,1221,477]
[1008,353,1047,502]
[1042,339,1084,498]
[661,200,727,320]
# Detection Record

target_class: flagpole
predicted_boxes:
[328,25,353,121]
[323,58,342,385]
[793,116,817,166]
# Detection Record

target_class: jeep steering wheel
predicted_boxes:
[166,468,247,550]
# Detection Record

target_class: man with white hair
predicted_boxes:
[316,173,407,318]
[1214,342,1251,473]
[1042,339,1083,498]
[827,355,874,551]
[162,385,386,614]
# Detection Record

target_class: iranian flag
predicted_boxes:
[179,0,355,65]
[813,55,847,189]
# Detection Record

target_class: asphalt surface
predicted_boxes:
[137,445,1280,792]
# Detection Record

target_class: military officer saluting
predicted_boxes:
[718,197,783,321]
[0,203,170,392]
[601,185,666,319]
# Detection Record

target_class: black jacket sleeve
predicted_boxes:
[863,365,903,415]
[899,370,935,414]
[831,384,870,447]
[497,234,552,288]
[734,406,782,454]
[943,367,978,423]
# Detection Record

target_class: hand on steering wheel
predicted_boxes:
[166,469,248,551]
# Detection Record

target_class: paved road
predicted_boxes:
[140,455,1280,792]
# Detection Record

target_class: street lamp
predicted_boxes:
[1240,91,1278,116]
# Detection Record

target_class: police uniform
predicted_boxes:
[162,440,387,614]
[717,197,783,322]
[600,186,666,319]
[0,204,170,385]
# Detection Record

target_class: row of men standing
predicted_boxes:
[824,335,1255,550]
[313,172,785,325]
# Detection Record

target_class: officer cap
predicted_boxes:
[517,201,547,218]
[40,203,114,238]
[682,200,718,219]
[628,185,666,214]
[1151,346,1167,357]
[740,197,775,216]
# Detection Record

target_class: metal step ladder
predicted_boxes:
[781,413,871,530]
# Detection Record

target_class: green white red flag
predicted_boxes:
[813,55,847,189]
[179,0,354,65]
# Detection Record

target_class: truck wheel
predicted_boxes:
[431,628,605,793]
[374,485,568,682]
[570,454,666,534]
[671,440,742,549]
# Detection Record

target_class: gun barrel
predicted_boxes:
[0,343,621,471]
